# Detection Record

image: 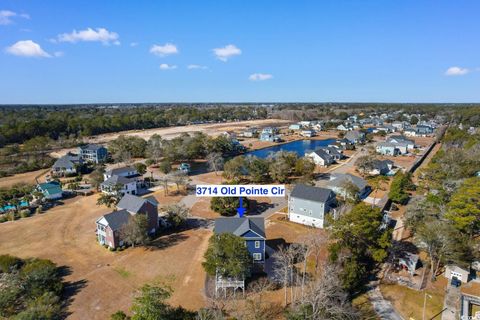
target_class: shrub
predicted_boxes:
[35,207,42,215]
[20,209,30,218]
[0,215,7,223]
[0,254,23,273]
[6,211,17,221]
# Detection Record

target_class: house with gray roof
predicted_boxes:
[326,173,371,200]
[78,144,107,164]
[101,175,138,196]
[387,135,415,150]
[305,148,334,167]
[96,194,159,249]
[345,130,366,144]
[288,184,336,228]
[214,217,266,265]
[51,153,82,177]
[369,159,394,176]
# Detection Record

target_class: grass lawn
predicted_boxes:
[380,282,445,320]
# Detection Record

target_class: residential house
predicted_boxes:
[387,135,416,150]
[259,127,280,142]
[36,182,63,200]
[51,153,82,177]
[403,128,417,137]
[444,265,470,283]
[243,128,258,138]
[96,194,159,249]
[326,173,371,199]
[305,149,334,166]
[376,142,402,156]
[301,129,315,138]
[345,130,366,144]
[337,124,353,131]
[369,159,394,176]
[415,125,434,137]
[288,184,336,228]
[374,125,396,134]
[214,217,266,266]
[101,175,138,196]
[289,124,301,130]
[78,144,108,164]
[321,146,345,161]
[104,166,139,180]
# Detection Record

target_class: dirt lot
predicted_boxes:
[0,192,211,319]
[0,168,50,189]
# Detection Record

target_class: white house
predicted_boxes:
[305,149,334,166]
[288,184,336,228]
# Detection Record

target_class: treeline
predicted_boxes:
[405,127,480,280]
[0,105,267,147]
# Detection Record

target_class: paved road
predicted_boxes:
[368,282,404,320]
[441,285,461,320]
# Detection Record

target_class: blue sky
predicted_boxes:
[0,1,479,104]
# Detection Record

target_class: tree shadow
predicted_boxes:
[266,238,290,251]
[58,265,88,319]
[146,232,190,251]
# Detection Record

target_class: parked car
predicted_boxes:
[178,163,191,174]
[451,277,461,287]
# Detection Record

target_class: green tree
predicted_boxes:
[445,177,480,236]
[388,172,414,205]
[111,310,129,320]
[246,156,270,183]
[328,203,391,292]
[134,163,147,176]
[164,204,190,228]
[203,233,251,278]
[223,156,246,181]
[210,197,248,216]
[294,157,315,182]
[158,160,172,174]
[96,191,121,208]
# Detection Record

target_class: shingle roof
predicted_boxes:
[53,153,81,169]
[328,173,368,190]
[290,184,334,203]
[37,182,62,195]
[117,194,157,214]
[101,175,136,187]
[310,148,333,162]
[101,209,131,231]
[214,217,265,239]
[106,166,137,176]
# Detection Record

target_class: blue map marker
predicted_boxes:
[237,197,246,217]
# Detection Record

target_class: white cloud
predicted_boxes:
[130,42,139,47]
[159,63,177,70]
[213,44,241,61]
[0,10,29,25]
[249,73,273,81]
[53,51,64,57]
[150,43,178,56]
[445,66,469,76]
[187,64,208,70]
[57,27,120,45]
[5,40,51,58]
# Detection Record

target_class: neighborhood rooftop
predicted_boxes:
[290,184,334,203]
[117,194,158,213]
[214,217,265,239]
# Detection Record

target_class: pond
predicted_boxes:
[245,139,336,158]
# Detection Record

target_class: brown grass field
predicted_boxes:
[0,191,211,319]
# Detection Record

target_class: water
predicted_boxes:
[0,201,29,213]
[245,139,336,158]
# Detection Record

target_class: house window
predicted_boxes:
[253,253,262,261]
[255,241,260,248]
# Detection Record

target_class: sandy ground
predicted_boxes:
[0,191,211,319]
[0,168,50,189]
[88,119,291,144]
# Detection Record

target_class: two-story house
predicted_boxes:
[345,130,366,144]
[51,152,83,177]
[101,166,142,196]
[96,194,159,249]
[214,217,266,268]
[288,184,336,228]
[78,144,108,164]
[326,173,371,200]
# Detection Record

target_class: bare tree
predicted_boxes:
[298,231,328,299]
[207,152,225,175]
[158,175,170,196]
[299,263,359,320]
[169,171,189,194]
[121,214,149,248]
[272,245,301,306]
[244,278,282,320]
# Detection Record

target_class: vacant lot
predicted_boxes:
[0,192,211,319]
[0,168,49,189]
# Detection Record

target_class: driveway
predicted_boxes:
[368,282,404,320]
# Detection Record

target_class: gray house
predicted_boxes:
[288,184,336,228]
[79,144,108,164]
[326,173,371,200]
[345,130,366,144]
[51,153,82,176]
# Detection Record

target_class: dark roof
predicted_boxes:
[214,217,265,239]
[290,184,334,203]
[101,175,136,187]
[106,166,137,176]
[117,194,158,214]
[310,148,333,161]
[100,209,131,230]
[387,135,414,144]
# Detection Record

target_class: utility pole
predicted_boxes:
[422,290,431,320]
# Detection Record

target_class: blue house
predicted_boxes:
[214,217,266,267]
[78,144,108,164]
